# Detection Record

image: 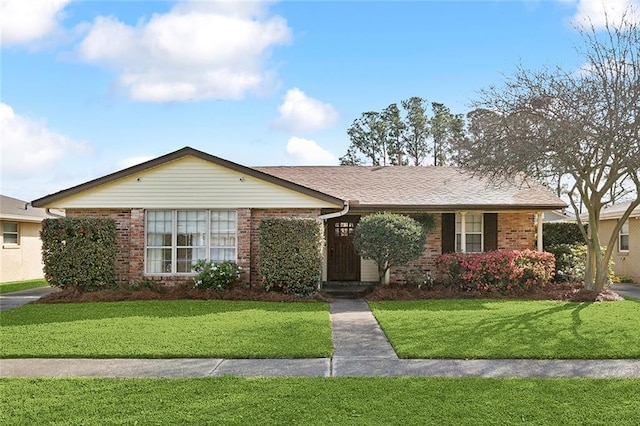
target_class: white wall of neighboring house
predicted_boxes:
[1,219,45,282]
[599,217,640,283]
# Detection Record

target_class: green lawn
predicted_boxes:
[370,299,640,359]
[0,279,48,294]
[1,377,639,425]
[0,300,332,358]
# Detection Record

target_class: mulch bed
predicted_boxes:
[35,285,330,304]
[364,282,625,303]
[35,282,624,304]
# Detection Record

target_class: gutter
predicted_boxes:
[317,200,350,221]
[45,208,65,218]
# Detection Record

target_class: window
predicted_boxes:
[145,210,237,274]
[619,220,629,252]
[455,213,483,252]
[2,222,19,245]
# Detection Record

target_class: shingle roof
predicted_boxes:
[1,195,54,222]
[254,165,566,210]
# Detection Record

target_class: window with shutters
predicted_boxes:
[455,213,483,253]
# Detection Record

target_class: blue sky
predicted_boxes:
[1,0,637,202]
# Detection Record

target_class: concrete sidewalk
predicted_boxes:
[2,299,640,379]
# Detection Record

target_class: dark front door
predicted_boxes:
[327,216,360,281]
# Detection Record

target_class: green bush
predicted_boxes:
[192,260,241,291]
[354,213,427,284]
[546,244,615,283]
[542,222,585,248]
[41,218,117,291]
[259,218,323,296]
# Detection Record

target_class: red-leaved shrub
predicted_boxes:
[435,250,555,292]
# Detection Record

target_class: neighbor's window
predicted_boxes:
[455,213,483,253]
[145,210,237,274]
[2,222,19,245]
[619,220,629,252]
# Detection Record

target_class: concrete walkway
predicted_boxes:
[2,298,640,378]
[610,282,640,300]
[0,286,58,312]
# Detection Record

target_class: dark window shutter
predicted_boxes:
[441,213,455,253]
[484,213,498,251]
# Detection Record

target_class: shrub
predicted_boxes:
[128,280,162,292]
[41,218,117,291]
[542,222,585,248]
[403,266,436,290]
[259,218,323,296]
[546,244,615,284]
[435,250,555,292]
[354,213,427,284]
[191,260,241,291]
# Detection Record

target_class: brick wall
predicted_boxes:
[497,212,536,251]
[66,208,536,288]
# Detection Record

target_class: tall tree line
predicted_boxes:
[340,97,465,166]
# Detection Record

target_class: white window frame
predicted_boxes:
[144,210,237,275]
[455,212,484,253]
[619,219,629,252]
[2,221,19,246]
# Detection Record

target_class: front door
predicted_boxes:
[327,216,360,281]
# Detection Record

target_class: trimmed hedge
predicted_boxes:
[542,222,585,248]
[435,250,555,292]
[258,218,323,296]
[41,218,117,291]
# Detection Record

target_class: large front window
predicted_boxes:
[145,210,237,274]
[455,212,483,252]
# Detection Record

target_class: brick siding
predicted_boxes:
[66,208,536,288]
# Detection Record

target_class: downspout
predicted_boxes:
[317,200,350,221]
[45,208,65,218]
[316,200,350,290]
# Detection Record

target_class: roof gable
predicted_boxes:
[32,148,343,209]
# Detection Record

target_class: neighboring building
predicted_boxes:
[593,201,640,283]
[32,147,566,287]
[0,195,56,283]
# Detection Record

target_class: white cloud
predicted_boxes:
[0,0,72,46]
[570,0,640,28]
[77,0,291,102]
[285,136,337,165]
[0,102,90,180]
[273,88,339,132]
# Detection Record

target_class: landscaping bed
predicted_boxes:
[366,282,624,302]
[35,284,331,304]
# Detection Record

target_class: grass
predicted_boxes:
[0,300,332,358]
[0,279,48,294]
[1,377,639,425]
[370,299,640,359]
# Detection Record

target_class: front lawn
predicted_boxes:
[0,300,332,358]
[1,377,639,425]
[370,299,640,359]
[0,279,48,294]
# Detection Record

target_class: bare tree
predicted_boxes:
[460,10,640,292]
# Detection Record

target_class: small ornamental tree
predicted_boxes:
[353,213,427,284]
[41,218,117,291]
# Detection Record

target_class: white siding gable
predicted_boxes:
[47,156,340,209]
